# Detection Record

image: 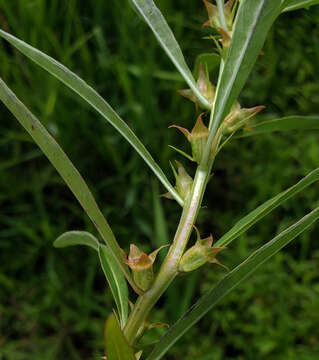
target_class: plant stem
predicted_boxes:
[123,112,223,344]
[216,0,228,31]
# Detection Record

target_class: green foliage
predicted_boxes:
[148,206,319,360]
[104,315,136,360]
[1,1,319,359]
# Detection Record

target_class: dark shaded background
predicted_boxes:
[0,1,319,359]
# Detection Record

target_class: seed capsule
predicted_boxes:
[123,244,165,291]
[179,227,227,272]
[178,64,215,107]
[222,102,265,135]
[169,113,209,163]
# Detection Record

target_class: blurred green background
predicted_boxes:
[0,1,319,359]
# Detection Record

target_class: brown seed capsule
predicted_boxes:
[123,244,165,291]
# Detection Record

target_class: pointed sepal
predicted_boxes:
[222,102,265,134]
[123,244,166,291]
[179,227,227,272]
[203,0,236,51]
[178,63,215,106]
[170,114,209,164]
[174,161,193,200]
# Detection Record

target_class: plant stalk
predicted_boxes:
[123,112,223,344]
[216,0,228,31]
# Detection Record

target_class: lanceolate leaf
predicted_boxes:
[0,78,141,294]
[105,315,136,360]
[99,245,129,327]
[239,116,319,137]
[53,231,99,251]
[203,0,283,162]
[215,167,319,247]
[147,207,319,360]
[0,29,183,207]
[129,0,210,109]
[282,0,319,12]
[53,231,129,325]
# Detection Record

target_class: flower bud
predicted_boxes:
[203,0,235,30]
[222,102,265,135]
[202,0,235,50]
[169,114,209,163]
[179,227,227,272]
[175,161,193,200]
[123,244,165,291]
[178,64,215,106]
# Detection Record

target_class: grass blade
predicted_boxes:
[105,315,136,360]
[129,0,210,109]
[239,115,319,137]
[282,0,319,12]
[0,77,141,294]
[204,0,283,160]
[99,245,129,328]
[0,29,183,207]
[147,207,319,360]
[53,230,99,251]
[215,167,319,247]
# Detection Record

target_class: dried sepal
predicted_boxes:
[179,227,227,272]
[203,0,220,29]
[123,244,166,291]
[218,27,232,50]
[177,89,197,103]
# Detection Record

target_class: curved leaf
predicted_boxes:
[203,0,283,162]
[99,245,129,327]
[53,230,99,251]
[282,0,319,12]
[105,315,136,360]
[0,77,141,294]
[0,29,183,207]
[129,0,210,109]
[239,115,319,137]
[215,167,319,247]
[147,207,319,360]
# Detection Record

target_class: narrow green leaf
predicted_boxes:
[53,231,129,324]
[105,315,136,360]
[282,0,319,12]
[203,0,283,161]
[0,77,141,294]
[215,167,319,247]
[239,116,319,137]
[53,230,99,251]
[0,29,183,207]
[99,245,129,328]
[148,207,319,360]
[129,0,210,109]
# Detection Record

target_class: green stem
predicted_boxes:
[123,112,223,344]
[216,0,228,31]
